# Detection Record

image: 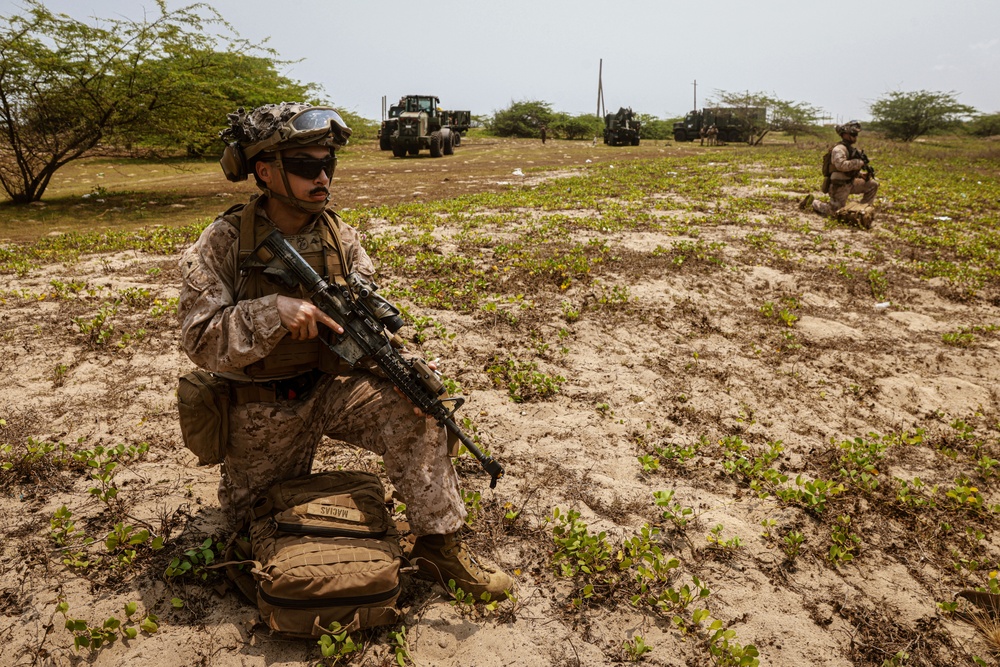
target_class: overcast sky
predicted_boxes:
[4,0,999,125]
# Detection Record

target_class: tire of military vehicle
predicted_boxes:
[429,131,443,158]
[442,128,454,156]
[631,137,640,146]
[673,130,688,142]
[452,132,461,147]
[379,133,392,151]
[391,143,406,158]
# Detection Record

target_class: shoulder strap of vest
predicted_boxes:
[239,196,266,265]
[320,210,351,286]
[215,196,261,259]
[221,202,247,218]
[226,199,350,284]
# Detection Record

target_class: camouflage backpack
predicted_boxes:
[821,146,835,193]
[835,201,876,230]
[223,471,403,638]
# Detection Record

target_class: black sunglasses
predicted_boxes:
[264,155,336,180]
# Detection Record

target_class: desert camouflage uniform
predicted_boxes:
[707,125,718,146]
[813,143,879,216]
[178,205,467,535]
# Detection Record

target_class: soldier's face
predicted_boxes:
[842,132,858,144]
[257,146,334,203]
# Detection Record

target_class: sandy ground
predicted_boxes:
[2,141,999,666]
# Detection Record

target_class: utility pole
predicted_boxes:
[596,59,605,118]
[693,79,697,111]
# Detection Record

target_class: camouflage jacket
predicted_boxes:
[830,143,867,181]
[178,202,376,377]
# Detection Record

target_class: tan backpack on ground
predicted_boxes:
[224,471,403,638]
[835,201,876,230]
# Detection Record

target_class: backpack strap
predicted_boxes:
[207,533,269,603]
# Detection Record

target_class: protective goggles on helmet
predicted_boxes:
[260,154,336,180]
[838,121,862,136]
[244,107,352,160]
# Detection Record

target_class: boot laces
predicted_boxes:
[447,540,490,578]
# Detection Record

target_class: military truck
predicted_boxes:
[441,110,471,145]
[378,103,403,151]
[603,107,641,146]
[377,95,470,156]
[673,107,767,144]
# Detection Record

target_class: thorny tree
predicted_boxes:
[0,1,308,204]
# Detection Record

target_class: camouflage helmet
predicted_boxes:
[219,102,352,182]
[835,120,862,136]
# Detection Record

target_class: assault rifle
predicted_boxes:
[857,150,876,180]
[256,228,505,488]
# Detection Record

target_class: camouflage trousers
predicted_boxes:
[219,372,467,536]
[812,177,879,216]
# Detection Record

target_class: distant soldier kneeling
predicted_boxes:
[801,120,879,229]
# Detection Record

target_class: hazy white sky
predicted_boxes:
[4,0,999,124]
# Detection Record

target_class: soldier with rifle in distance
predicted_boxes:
[800,120,879,228]
[177,102,513,600]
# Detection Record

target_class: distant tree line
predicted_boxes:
[482,92,999,143]
[484,100,680,141]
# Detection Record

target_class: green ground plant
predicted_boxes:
[622,635,653,661]
[0,436,76,488]
[57,601,158,652]
[75,442,149,513]
[485,357,565,403]
[164,538,224,582]
[828,514,861,566]
[654,489,695,530]
[317,621,362,663]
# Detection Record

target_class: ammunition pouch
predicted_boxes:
[821,176,831,194]
[177,370,231,465]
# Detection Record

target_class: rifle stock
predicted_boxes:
[259,229,505,488]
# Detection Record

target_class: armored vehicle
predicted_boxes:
[673,107,767,144]
[377,95,470,156]
[603,107,641,146]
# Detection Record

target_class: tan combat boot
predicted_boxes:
[410,532,514,600]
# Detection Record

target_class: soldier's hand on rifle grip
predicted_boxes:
[276,295,344,340]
